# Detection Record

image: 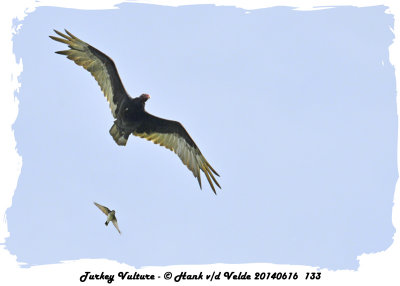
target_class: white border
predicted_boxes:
[1,1,399,285]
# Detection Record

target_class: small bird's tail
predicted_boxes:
[105,221,109,226]
[109,122,128,146]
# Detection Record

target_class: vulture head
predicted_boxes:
[139,93,150,102]
[134,93,150,110]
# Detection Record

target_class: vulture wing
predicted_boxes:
[50,29,128,117]
[134,113,221,194]
[94,202,111,216]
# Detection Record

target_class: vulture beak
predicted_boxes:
[141,93,150,101]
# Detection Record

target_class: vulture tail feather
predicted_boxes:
[109,122,128,146]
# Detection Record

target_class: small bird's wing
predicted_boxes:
[112,219,122,234]
[133,113,221,194]
[94,202,111,216]
[49,29,128,118]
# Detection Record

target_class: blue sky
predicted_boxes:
[6,3,397,270]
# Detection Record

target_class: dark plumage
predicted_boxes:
[50,29,221,193]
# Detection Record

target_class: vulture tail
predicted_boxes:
[109,122,128,146]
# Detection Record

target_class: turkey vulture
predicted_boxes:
[50,29,221,193]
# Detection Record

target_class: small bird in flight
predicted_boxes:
[94,202,121,234]
[50,29,221,194]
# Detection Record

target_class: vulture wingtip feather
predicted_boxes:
[203,168,217,194]
[197,176,202,190]
[209,170,221,189]
[53,29,68,39]
[206,160,220,177]
[64,29,76,39]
